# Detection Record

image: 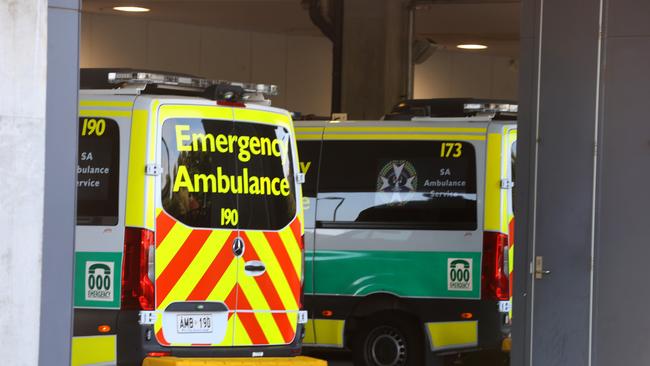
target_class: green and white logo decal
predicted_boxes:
[75,252,121,308]
[448,258,472,291]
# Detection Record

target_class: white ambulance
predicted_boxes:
[72,70,306,366]
[297,100,516,366]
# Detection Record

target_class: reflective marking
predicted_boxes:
[326,126,487,133]
[125,110,148,227]
[303,319,316,344]
[71,335,116,366]
[158,230,231,310]
[484,133,502,232]
[206,260,239,303]
[79,109,131,117]
[296,134,323,140]
[155,222,192,278]
[312,319,345,347]
[79,100,134,108]
[322,134,486,141]
[187,232,238,301]
[425,321,478,351]
[233,108,292,129]
[156,230,212,307]
[245,231,298,310]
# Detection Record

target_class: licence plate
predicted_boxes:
[176,314,213,334]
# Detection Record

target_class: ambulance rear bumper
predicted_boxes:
[116,310,305,366]
[73,309,306,365]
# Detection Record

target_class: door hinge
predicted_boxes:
[298,310,308,324]
[296,172,306,184]
[145,163,162,176]
[139,311,157,325]
[501,179,514,189]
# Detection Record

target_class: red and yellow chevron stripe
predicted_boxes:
[153,209,303,347]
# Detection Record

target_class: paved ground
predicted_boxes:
[304,349,509,366]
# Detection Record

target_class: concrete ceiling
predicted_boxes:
[82,0,520,57]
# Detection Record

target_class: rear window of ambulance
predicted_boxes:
[76,117,120,226]
[161,118,297,231]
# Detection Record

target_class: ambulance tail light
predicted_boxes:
[482,232,510,301]
[122,227,155,310]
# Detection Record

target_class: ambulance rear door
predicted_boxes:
[154,102,239,347]
[153,102,303,348]
[231,106,303,347]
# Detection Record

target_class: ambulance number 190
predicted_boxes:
[221,208,238,227]
[81,118,106,137]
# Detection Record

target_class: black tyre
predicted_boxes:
[352,313,426,366]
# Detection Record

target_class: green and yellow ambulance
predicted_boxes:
[296,101,516,366]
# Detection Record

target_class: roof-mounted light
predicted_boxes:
[107,71,278,97]
[464,103,518,114]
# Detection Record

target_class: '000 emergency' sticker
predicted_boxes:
[448,258,473,291]
[85,261,114,302]
[74,252,121,308]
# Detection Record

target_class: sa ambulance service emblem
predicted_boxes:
[448,258,473,291]
[85,261,114,302]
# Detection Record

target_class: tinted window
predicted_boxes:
[318,140,477,230]
[297,141,322,197]
[162,118,296,230]
[77,117,120,226]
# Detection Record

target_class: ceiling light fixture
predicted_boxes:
[457,44,488,50]
[113,6,150,12]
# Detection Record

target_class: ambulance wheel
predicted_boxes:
[352,313,428,366]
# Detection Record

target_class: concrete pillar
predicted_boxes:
[39,1,80,365]
[340,0,410,119]
[0,1,48,364]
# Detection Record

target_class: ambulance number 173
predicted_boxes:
[440,142,462,158]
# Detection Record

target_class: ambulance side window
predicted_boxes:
[76,117,120,226]
[317,140,477,230]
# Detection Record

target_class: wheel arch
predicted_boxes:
[344,292,422,348]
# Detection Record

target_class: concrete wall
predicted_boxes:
[80,13,333,116]
[414,49,518,100]
[81,13,518,116]
[0,0,48,364]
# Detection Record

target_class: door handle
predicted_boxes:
[535,256,551,279]
[244,260,266,277]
